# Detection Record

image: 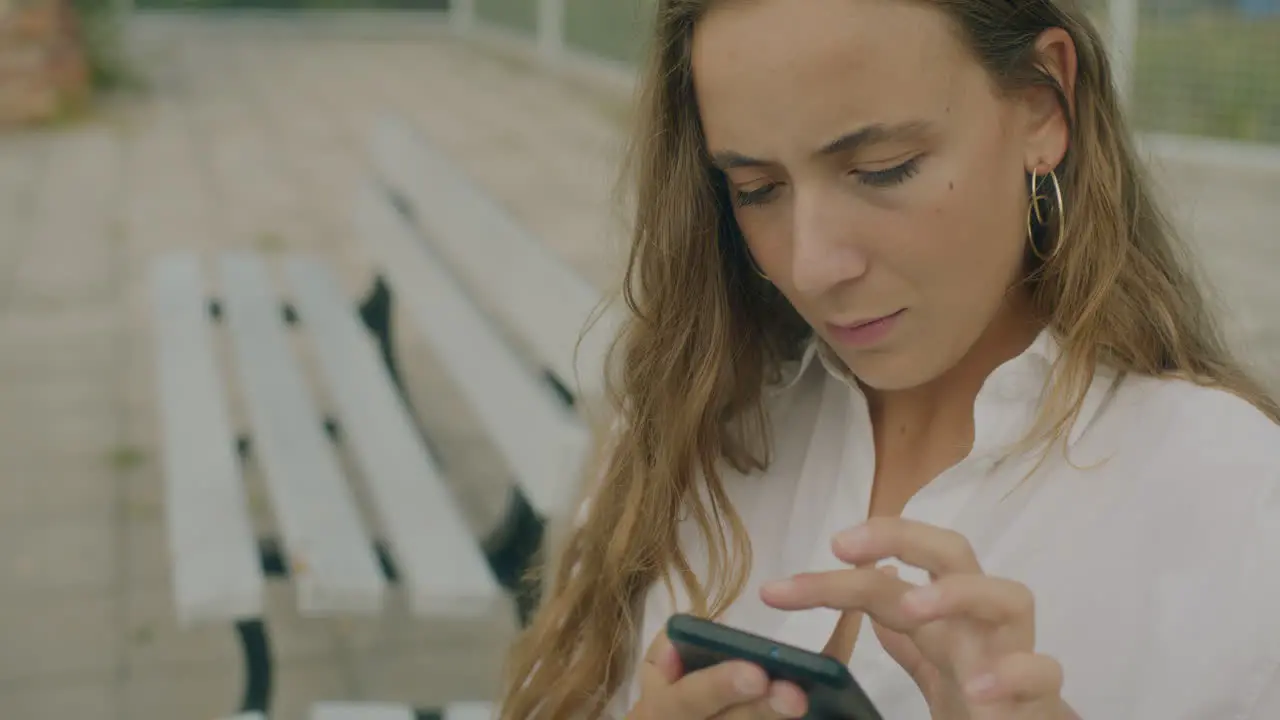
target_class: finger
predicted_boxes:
[714,681,809,719]
[664,660,770,718]
[870,615,932,681]
[639,633,681,704]
[965,652,1064,704]
[655,640,683,684]
[639,653,678,704]
[766,680,809,718]
[760,566,918,631]
[650,630,680,681]
[645,631,673,664]
[832,517,982,577]
[900,574,1036,629]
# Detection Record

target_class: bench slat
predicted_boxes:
[354,180,589,519]
[284,255,504,618]
[149,253,263,625]
[369,114,619,401]
[219,253,386,615]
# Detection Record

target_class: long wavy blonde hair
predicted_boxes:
[497,1,1280,717]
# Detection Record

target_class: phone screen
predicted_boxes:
[666,614,884,720]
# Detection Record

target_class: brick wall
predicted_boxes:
[0,0,89,126]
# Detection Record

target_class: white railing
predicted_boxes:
[1107,0,1141,108]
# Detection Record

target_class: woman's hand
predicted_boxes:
[761,517,1074,720]
[627,632,809,720]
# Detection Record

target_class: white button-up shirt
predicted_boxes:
[614,330,1280,718]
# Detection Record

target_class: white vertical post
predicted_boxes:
[451,0,476,34]
[1108,0,1140,107]
[537,0,565,62]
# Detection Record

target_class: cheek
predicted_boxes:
[909,170,1028,297]
[736,209,790,271]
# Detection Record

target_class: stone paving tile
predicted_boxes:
[347,643,508,709]
[120,660,243,720]
[0,590,121,684]
[0,136,47,296]
[0,445,118,519]
[0,676,117,720]
[123,583,340,674]
[7,126,124,313]
[0,512,118,595]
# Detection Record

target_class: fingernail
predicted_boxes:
[762,578,795,596]
[965,673,998,699]
[835,525,872,553]
[736,667,766,696]
[903,585,941,614]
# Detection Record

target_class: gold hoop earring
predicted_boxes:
[1027,168,1065,263]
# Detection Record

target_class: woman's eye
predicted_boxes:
[734,183,778,207]
[856,157,921,188]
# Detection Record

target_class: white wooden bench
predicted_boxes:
[148,114,614,719]
[361,112,622,606]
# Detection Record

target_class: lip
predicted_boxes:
[826,309,906,348]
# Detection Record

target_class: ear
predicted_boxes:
[1020,27,1078,173]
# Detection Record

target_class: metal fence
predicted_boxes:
[124,0,1278,145]
[1097,0,1280,144]
[452,0,1280,146]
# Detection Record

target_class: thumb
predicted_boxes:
[648,632,683,684]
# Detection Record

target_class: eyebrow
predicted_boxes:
[710,121,933,170]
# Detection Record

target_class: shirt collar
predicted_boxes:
[772,328,1116,456]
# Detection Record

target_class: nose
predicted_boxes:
[789,184,869,296]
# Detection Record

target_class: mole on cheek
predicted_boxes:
[949,181,955,191]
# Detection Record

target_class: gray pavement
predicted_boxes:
[0,14,1276,720]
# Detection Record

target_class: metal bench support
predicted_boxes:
[355,271,550,627]
[220,273,533,718]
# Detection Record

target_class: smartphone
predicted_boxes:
[666,613,884,720]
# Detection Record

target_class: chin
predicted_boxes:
[848,362,934,392]
[836,346,947,393]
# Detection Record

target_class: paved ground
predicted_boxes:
[0,13,1276,720]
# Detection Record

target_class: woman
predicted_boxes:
[499,0,1280,718]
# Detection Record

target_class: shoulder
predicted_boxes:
[1073,372,1280,589]
[1070,376,1280,710]
[1085,373,1280,530]
[1096,373,1280,476]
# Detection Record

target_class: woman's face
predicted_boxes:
[692,0,1070,391]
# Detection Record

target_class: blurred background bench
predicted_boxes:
[148,115,616,718]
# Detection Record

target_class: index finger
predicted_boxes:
[832,517,982,577]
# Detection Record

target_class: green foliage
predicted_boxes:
[1133,14,1280,143]
[69,0,140,91]
[563,0,652,65]
[134,0,446,7]
[474,0,537,33]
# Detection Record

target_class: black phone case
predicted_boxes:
[666,614,884,720]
